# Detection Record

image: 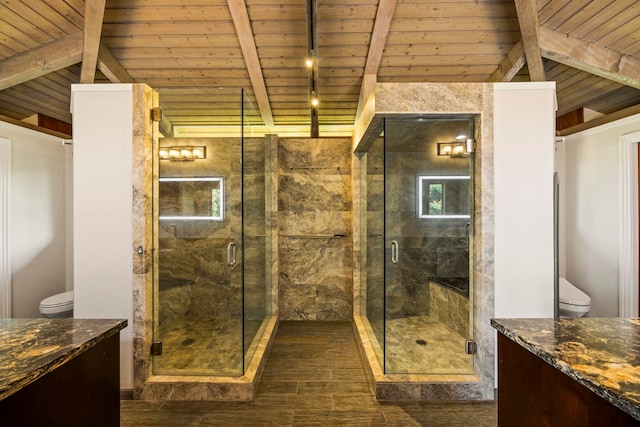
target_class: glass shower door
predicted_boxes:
[383,117,475,374]
[153,94,244,375]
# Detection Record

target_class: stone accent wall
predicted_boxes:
[278,138,353,320]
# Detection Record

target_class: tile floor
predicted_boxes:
[121,321,496,426]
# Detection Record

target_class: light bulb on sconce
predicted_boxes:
[191,147,205,159]
[305,58,314,68]
[311,98,319,107]
[159,146,207,161]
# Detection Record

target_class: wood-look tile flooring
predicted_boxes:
[121,321,497,426]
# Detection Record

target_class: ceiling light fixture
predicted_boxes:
[307,0,319,137]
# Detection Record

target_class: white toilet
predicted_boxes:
[39,290,74,318]
[559,278,591,317]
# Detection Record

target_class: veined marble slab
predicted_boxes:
[492,317,640,421]
[0,318,127,400]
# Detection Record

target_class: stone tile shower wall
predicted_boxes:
[278,138,353,320]
[366,131,470,320]
[157,137,243,321]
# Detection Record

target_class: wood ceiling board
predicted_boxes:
[246,5,307,22]
[131,69,250,79]
[388,18,519,33]
[20,0,83,32]
[104,35,243,48]
[384,31,521,45]
[0,87,71,122]
[100,22,238,37]
[2,1,69,40]
[382,43,513,56]
[568,0,637,39]
[112,47,247,61]
[0,6,55,46]
[599,21,640,55]
[103,6,234,22]
[552,0,615,34]
[578,3,639,46]
[539,0,591,30]
[586,87,640,114]
[393,2,517,19]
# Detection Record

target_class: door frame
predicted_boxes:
[618,131,640,317]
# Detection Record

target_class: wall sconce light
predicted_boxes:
[159,146,206,161]
[437,142,469,158]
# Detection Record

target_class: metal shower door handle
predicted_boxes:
[227,241,237,266]
[391,240,399,264]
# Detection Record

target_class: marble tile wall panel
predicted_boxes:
[428,282,469,339]
[278,138,353,321]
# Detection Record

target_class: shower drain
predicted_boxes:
[415,339,427,346]
[181,338,195,346]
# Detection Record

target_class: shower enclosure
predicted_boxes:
[360,116,475,374]
[152,89,272,376]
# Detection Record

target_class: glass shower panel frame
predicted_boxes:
[152,88,245,377]
[360,132,385,368]
[241,89,271,370]
[383,116,475,375]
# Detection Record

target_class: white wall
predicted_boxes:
[493,82,556,318]
[71,84,134,389]
[0,121,70,317]
[564,114,640,317]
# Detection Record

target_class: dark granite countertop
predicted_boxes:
[491,317,640,421]
[0,318,127,401]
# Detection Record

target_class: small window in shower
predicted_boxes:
[417,175,470,219]
[159,177,224,221]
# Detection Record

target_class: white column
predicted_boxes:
[493,82,557,318]
[71,84,134,389]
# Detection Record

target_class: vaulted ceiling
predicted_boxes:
[0,0,639,138]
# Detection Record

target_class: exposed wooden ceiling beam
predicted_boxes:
[354,0,396,123]
[489,40,526,82]
[227,0,274,127]
[98,44,134,83]
[513,0,546,81]
[540,27,640,90]
[0,32,83,91]
[80,0,107,83]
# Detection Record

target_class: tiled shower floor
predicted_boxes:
[154,315,471,376]
[153,317,262,376]
[384,316,474,374]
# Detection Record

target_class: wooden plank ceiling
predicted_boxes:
[0,0,639,137]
